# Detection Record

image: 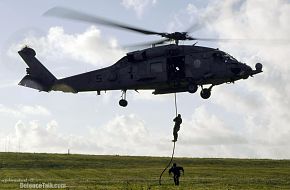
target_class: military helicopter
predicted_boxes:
[18,7,263,107]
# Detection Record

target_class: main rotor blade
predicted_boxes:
[124,39,171,49]
[189,36,290,45]
[44,7,164,36]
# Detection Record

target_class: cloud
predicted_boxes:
[3,0,290,159]
[2,120,83,153]
[2,107,290,158]
[88,114,172,156]
[166,2,226,34]
[8,26,124,67]
[0,80,18,89]
[208,0,290,148]
[121,0,157,18]
[174,105,290,159]
[162,0,290,159]
[13,120,67,153]
[181,106,246,146]
[192,0,290,158]
[2,115,170,156]
[0,104,51,118]
[90,114,151,155]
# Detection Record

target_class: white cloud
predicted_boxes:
[208,0,290,145]
[0,105,22,118]
[2,105,290,158]
[181,106,246,146]
[89,114,172,156]
[8,26,125,67]
[3,1,290,159]
[174,104,290,159]
[90,114,150,155]
[0,104,51,118]
[2,115,170,156]
[167,2,225,34]
[191,0,290,158]
[0,80,18,89]
[13,120,67,153]
[18,105,51,116]
[121,0,157,18]
[162,0,290,159]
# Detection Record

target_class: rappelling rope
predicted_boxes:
[159,93,178,185]
[174,92,178,116]
[159,141,176,185]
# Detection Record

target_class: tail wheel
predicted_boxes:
[200,89,211,99]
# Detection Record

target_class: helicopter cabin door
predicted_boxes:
[133,57,166,83]
[148,57,166,81]
[167,56,185,81]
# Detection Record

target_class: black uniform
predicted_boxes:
[173,114,182,142]
[169,163,184,186]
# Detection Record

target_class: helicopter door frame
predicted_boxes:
[166,56,185,82]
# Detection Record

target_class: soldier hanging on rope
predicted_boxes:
[172,114,182,142]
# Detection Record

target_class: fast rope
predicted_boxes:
[159,93,178,185]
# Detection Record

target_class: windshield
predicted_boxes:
[222,52,237,62]
[213,51,238,63]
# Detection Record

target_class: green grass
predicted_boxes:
[0,152,290,189]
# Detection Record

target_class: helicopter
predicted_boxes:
[18,7,263,107]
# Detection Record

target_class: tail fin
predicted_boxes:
[18,47,57,92]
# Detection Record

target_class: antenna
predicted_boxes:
[7,137,10,152]
[18,138,21,153]
[4,138,7,152]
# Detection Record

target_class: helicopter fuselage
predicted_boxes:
[18,45,262,106]
[51,44,261,93]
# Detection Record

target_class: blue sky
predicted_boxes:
[1,0,290,158]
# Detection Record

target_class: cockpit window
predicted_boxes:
[222,52,237,62]
[213,52,237,63]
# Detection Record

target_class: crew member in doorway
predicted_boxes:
[172,114,182,142]
[169,163,184,186]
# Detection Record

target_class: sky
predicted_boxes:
[1,0,290,159]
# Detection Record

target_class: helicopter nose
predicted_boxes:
[244,64,252,73]
[230,67,242,75]
[247,63,263,76]
[240,64,253,79]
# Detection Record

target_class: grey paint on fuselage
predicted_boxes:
[55,44,240,92]
[18,44,261,97]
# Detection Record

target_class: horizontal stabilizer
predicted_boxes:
[19,75,48,91]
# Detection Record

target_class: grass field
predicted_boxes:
[0,152,290,189]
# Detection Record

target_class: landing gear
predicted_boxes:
[119,90,128,107]
[200,85,214,99]
[200,89,211,99]
[119,99,128,107]
[188,84,198,93]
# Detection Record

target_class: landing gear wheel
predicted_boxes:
[119,90,128,107]
[119,99,128,107]
[200,89,211,99]
[188,84,198,93]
